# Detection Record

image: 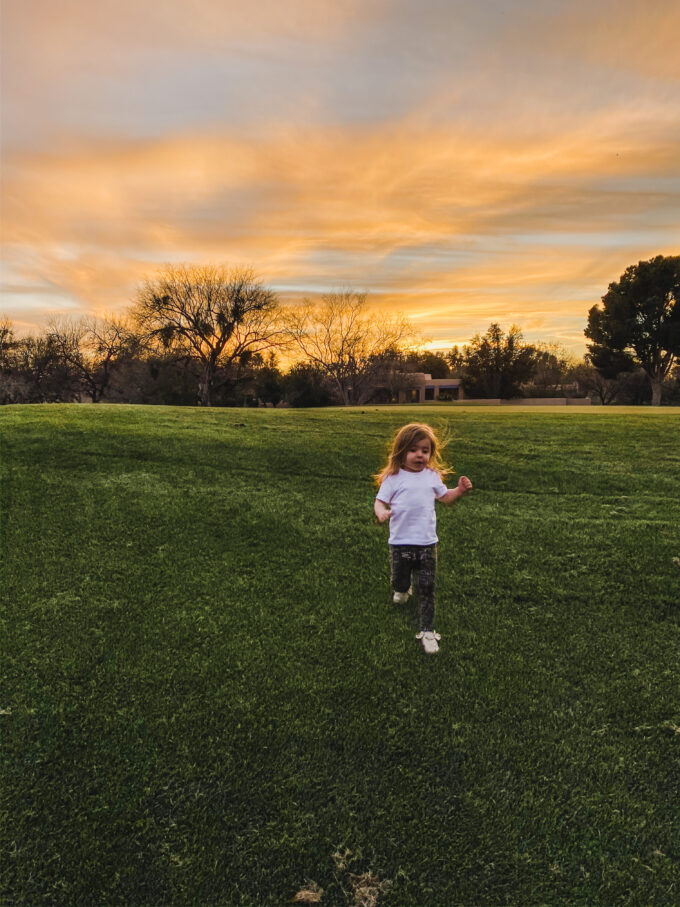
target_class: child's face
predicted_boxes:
[403,436,432,472]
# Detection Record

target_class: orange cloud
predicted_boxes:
[3,111,679,349]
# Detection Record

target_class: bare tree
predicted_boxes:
[284,291,416,405]
[131,264,285,406]
[11,333,78,402]
[570,362,620,405]
[46,315,138,402]
[0,317,29,403]
[0,317,19,371]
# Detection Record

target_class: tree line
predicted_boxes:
[1,255,678,407]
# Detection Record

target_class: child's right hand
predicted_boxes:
[374,499,393,523]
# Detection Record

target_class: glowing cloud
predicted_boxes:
[2,0,679,350]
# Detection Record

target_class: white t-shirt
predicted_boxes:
[376,468,448,545]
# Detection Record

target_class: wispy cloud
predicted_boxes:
[2,0,679,348]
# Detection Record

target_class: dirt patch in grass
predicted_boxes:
[294,849,392,907]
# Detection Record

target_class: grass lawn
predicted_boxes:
[1,403,679,907]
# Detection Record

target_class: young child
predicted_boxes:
[373,422,472,654]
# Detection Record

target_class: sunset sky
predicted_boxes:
[2,0,679,355]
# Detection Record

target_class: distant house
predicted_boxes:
[397,373,464,403]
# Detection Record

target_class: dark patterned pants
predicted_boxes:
[390,544,437,631]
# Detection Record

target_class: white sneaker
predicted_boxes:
[392,586,412,605]
[416,630,441,654]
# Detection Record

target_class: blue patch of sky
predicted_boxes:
[508,230,675,248]
[296,257,381,288]
[5,35,449,148]
[591,176,680,194]
[380,244,487,265]
[277,244,470,290]
[272,281,340,295]
[2,288,83,311]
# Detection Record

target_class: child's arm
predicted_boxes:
[437,475,473,505]
[374,498,392,523]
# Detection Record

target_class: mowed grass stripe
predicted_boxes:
[1,404,679,907]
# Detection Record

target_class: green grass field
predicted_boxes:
[2,404,679,907]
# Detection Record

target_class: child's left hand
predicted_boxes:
[458,476,473,494]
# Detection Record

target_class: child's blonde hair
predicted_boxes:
[373,422,453,486]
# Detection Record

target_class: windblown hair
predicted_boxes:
[373,422,453,486]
